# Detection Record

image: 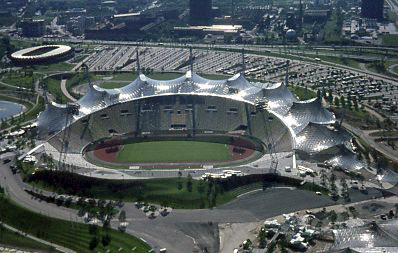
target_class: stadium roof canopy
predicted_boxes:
[10,45,72,61]
[38,71,363,171]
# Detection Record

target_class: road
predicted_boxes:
[343,122,398,164]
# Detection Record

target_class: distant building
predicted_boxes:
[57,8,87,25]
[303,9,331,23]
[21,19,45,37]
[85,16,96,29]
[190,0,212,25]
[361,0,383,20]
[174,24,242,36]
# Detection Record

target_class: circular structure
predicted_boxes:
[37,70,360,174]
[9,45,74,65]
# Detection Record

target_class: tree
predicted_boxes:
[177,180,183,191]
[197,180,205,195]
[334,97,340,107]
[320,170,327,186]
[89,224,97,235]
[187,174,193,192]
[353,96,359,111]
[322,87,327,99]
[340,178,348,194]
[341,96,346,107]
[102,234,111,247]
[347,96,352,110]
[118,210,126,222]
[327,90,333,104]
[89,237,99,250]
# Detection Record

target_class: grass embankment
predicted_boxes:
[28,171,327,209]
[0,197,151,253]
[382,34,398,47]
[117,141,232,163]
[288,85,317,101]
[0,224,58,252]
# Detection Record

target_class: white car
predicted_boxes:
[316,191,322,195]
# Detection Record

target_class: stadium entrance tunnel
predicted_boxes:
[83,134,266,168]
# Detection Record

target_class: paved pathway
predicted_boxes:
[343,122,398,164]
[388,63,398,77]
[60,79,77,102]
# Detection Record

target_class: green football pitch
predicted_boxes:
[116,141,232,163]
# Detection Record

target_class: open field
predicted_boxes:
[116,141,232,163]
[0,197,151,253]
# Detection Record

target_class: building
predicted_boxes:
[303,9,331,23]
[21,19,45,37]
[9,45,74,65]
[174,25,243,37]
[190,0,212,25]
[361,0,383,20]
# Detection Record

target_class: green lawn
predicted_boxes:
[0,197,151,253]
[99,82,128,89]
[117,141,232,163]
[0,224,58,252]
[382,34,398,47]
[31,62,74,72]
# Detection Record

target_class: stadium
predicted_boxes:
[9,45,74,65]
[37,64,364,177]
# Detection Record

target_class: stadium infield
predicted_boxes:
[117,141,231,163]
[91,139,258,167]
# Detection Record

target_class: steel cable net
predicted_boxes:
[325,145,366,171]
[295,123,350,154]
[283,98,335,134]
[377,169,398,184]
[332,220,398,252]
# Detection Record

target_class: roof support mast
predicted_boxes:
[136,49,141,75]
[241,48,245,75]
[285,60,290,86]
[82,63,92,88]
[189,47,194,73]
